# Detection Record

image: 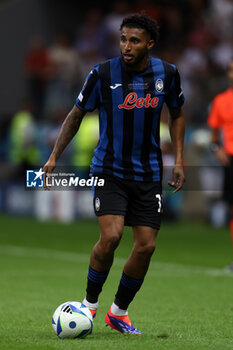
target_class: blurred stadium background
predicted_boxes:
[0,0,233,225]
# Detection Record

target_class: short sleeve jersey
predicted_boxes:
[208,88,233,155]
[76,57,185,181]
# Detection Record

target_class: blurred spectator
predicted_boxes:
[45,34,84,117]
[159,5,185,49]
[178,47,208,80]
[177,46,208,123]
[189,0,209,18]
[24,36,51,119]
[9,99,40,173]
[134,0,161,21]
[207,0,233,40]
[41,107,72,165]
[104,0,131,57]
[71,112,99,178]
[75,9,107,74]
[209,38,233,72]
[187,15,217,50]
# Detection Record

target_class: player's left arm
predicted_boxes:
[167,107,185,193]
[210,128,230,166]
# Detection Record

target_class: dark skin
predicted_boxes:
[120,27,155,71]
[43,105,85,182]
[43,26,185,281]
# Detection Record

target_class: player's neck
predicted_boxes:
[124,56,150,73]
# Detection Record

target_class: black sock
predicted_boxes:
[86,266,109,303]
[114,272,144,310]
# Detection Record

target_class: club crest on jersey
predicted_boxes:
[95,197,100,211]
[118,93,159,110]
[155,78,163,92]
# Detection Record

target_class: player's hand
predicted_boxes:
[168,164,185,193]
[215,147,230,166]
[43,157,56,190]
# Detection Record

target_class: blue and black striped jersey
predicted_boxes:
[76,57,184,181]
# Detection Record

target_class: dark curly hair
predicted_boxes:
[120,13,159,43]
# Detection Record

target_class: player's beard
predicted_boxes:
[121,48,149,70]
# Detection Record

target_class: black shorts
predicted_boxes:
[92,174,162,230]
[223,156,233,205]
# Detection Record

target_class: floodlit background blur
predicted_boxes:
[0,0,233,224]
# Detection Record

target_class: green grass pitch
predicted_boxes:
[0,215,232,350]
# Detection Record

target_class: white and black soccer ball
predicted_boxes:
[52,301,93,339]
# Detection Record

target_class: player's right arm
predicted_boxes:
[43,105,86,189]
[43,66,100,189]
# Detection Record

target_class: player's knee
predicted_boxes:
[135,241,156,257]
[94,233,121,264]
[99,229,122,254]
[104,233,122,252]
[100,221,123,250]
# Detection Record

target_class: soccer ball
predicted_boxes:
[52,301,93,339]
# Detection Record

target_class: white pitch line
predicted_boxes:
[0,244,89,263]
[0,244,232,277]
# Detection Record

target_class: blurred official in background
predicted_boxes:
[208,58,233,271]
